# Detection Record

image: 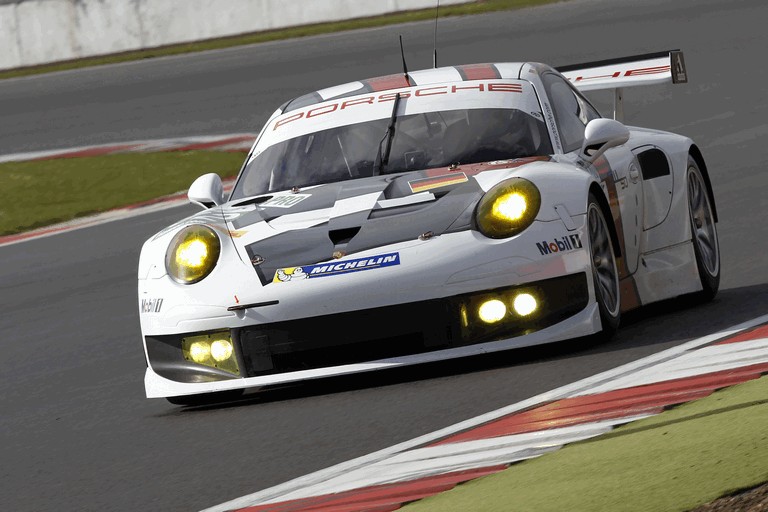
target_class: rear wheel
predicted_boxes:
[588,194,620,337]
[687,157,720,300]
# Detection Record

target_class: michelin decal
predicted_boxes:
[274,252,400,283]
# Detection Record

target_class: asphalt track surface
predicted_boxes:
[2,0,768,510]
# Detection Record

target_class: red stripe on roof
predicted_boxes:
[363,74,412,92]
[457,64,500,80]
[433,363,768,445]
[715,324,768,345]
[235,466,506,512]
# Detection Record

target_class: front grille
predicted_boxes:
[238,273,588,377]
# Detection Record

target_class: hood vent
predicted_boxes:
[233,195,273,207]
[329,227,361,246]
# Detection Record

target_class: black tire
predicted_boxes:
[687,157,720,301]
[166,389,244,407]
[587,193,621,338]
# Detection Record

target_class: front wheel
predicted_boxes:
[588,194,621,338]
[687,157,720,301]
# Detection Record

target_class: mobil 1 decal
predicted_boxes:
[536,234,582,255]
[273,252,400,283]
[140,298,163,313]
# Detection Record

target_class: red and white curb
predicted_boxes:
[0,134,254,248]
[203,315,768,512]
[0,133,256,164]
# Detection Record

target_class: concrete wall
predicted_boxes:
[0,0,470,71]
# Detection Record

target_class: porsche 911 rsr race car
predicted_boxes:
[138,50,720,404]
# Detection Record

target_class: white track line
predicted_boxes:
[0,134,256,163]
[202,313,768,511]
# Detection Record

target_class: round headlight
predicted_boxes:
[475,178,541,239]
[166,225,221,284]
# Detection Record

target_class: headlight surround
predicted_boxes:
[166,225,221,284]
[475,178,541,239]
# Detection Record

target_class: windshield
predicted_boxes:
[233,104,552,199]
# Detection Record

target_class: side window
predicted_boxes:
[542,73,601,153]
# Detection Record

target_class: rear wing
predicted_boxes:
[557,50,688,121]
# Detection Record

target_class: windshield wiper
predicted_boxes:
[373,92,402,175]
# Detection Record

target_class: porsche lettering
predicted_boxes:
[570,65,671,82]
[273,83,523,131]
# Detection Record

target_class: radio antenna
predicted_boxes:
[432,0,440,68]
[399,35,411,83]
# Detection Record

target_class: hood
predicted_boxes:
[221,158,548,284]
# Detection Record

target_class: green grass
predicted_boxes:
[404,376,768,512]
[0,151,247,236]
[0,0,562,80]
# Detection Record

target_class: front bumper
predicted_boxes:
[141,219,598,398]
[143,274,599,398]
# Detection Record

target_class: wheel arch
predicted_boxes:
[688,145,718,223]
[588,182,622,258]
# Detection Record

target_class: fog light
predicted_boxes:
[513,293,538,316]
[478,299,507,323]
[182,331,240,376]
[211,339,233,362]
[189,341,211,363]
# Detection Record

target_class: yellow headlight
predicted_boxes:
[166,225,221,284]
[492,192,528,221]
[478,299,507,324]
[476,178,541,239]
[512,293,538,316]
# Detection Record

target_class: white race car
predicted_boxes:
[138,50,719,404]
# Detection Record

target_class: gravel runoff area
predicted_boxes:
[692,483,768,512]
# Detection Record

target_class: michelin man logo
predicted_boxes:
[275,267,309,282]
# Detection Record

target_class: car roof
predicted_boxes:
[281,62,529,113]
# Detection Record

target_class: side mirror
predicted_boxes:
[188,173,224,209]
[580,119,630,162]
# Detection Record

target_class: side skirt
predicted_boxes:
[632,241,702,306]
